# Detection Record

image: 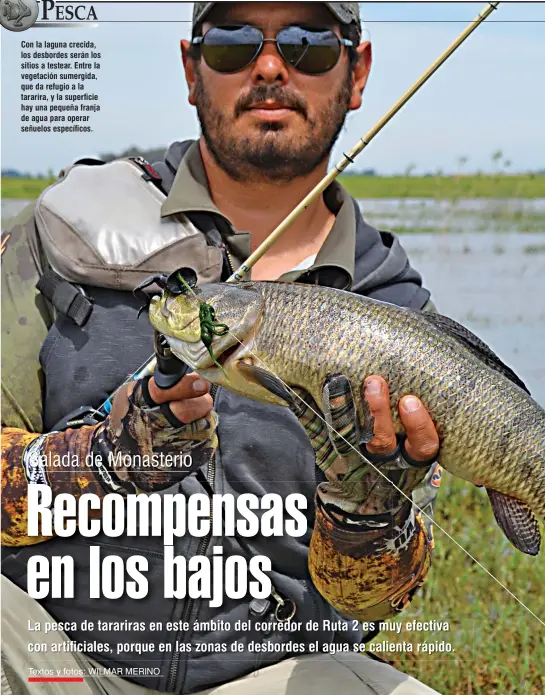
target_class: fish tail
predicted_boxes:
[486,488,541,556]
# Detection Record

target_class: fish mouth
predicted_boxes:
[164,332,249,377]
[158,298,263,381]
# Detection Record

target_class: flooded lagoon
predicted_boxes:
[387,230,544,407]
[361,198,545,406]
[360,197,545,234]
[3,197,544,406]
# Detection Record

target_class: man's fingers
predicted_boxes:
[363,376,397,455]
[148,373,210,405]
[169,394,214,425]
[399,396,440,462]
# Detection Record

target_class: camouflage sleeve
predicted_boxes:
[1,426,103,547]
[1,203,53,433]
[307,296,443,623]
[308,496,434,622]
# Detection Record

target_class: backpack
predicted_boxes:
[33,141,227,327]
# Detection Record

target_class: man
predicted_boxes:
[1,3,444,694]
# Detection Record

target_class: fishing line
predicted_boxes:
[75,0,542,625]
[84,0,501,419]
[83,269,544,627]
[173,280,544,628]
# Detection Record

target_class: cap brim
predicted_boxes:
[193,2,215,27]
[324,3,358,25]
[193,2,359,27]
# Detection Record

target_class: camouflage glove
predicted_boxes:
[290,375,436,527]
[91,378,218,493]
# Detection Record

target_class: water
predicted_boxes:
[384,231,545,407]
[360,197,545,234]
[359,199,545,407]
[3,198,544,405]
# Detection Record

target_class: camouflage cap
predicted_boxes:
[192,2,361,28]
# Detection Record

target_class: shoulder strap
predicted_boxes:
[36,267,94,327]
[153,140,232,275]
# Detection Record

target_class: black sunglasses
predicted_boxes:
[191,24,353,76]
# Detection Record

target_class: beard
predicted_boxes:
[193,73,353,183]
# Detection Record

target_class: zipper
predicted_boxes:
[166,442,217,691]
[222,243,235,277]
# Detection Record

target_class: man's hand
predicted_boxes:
[146,373,213,424]
[290,374,440,523]
[364,375,439,465]
[92,373,216,492]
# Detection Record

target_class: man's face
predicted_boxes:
[182,2,371,183]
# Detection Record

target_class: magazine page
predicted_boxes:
[1,2,544,694]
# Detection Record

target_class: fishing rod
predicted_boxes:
[83,0,499,424]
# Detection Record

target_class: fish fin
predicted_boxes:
[486,488,541,556]
[236,362,295,406]
[417,311,530,394]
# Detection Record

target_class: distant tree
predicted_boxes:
[458,155,469,172]
[491,150,503,172]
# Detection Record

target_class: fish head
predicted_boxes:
[149,282,285,404]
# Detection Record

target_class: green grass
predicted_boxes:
[3,174,545,200]
[1,177,55,199]
[339,174,545,199]
[373,475,545,695]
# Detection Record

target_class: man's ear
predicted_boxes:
[349,41,372,112]
[181,39,198,106]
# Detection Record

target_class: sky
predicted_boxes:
[1,1,544,176]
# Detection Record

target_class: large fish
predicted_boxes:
[148,280,545,556]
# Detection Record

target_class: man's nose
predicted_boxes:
[250,41,290,84]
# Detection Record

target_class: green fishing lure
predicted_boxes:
[176,272,230,378]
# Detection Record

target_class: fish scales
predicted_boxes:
[149,280,545,553]
[253,284,544,509]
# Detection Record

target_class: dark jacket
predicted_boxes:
[1,142,432,693]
